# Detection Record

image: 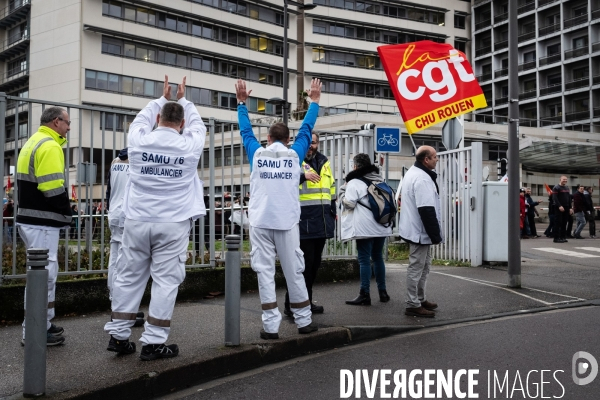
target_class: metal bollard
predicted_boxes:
[224,235,241,347]
[23,248,49,398]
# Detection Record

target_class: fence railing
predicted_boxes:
[539,53,561,66]
[0,29,29,53]
[518,1,535,14]
[0,0,30,22]
[539,23,561,37]
[564,47,588,60]
[0,94,388,282]
[563,14,588,29]
[564,76,590,91]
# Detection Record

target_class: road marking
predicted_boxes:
[575,247,600,253]
[432,271,585,305]
[531,248,600,258]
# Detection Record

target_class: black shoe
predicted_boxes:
[21,332,66,347]
[140,343,179,361]
[567,235,574,238]
[345,289,371,306]
[47,323,64,337]
[379,289,390,303]
[260,329,279,340]
[575,235,584,239]
[298,323,318,334]
[107,336,136,355]
[310,303,324,314]
[133,311,145,327]
[553,239,560,243]
[562,239,568,243]
[283,308,293,318]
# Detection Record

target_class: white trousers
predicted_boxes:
[107,224,124,300]
[104,218,191,345]
[18,225,60,335]
[249,225,312,333]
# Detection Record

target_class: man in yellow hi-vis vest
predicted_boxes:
[284,132,336,316]
[17,107,72,346]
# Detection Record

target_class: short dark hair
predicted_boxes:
[415,146,433,163]
[353,153,371,169]
[160,102,184,125]
[269,122,289,142]
[40,107,66,124]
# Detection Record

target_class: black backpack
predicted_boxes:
[356,177,397,227]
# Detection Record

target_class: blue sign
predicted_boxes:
[375,127,401,153]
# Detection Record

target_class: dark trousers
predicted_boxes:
[588,214,596,236]
[566,214,574,236]
[526,213,537,236]
[555,210,569,239]
[544,214,555,237]
[285,237,327,308]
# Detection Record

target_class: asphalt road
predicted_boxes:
[166,306,600,400]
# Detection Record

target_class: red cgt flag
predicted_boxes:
[71,184,77,201]
[377,41,487,134]
[6,176,11,194]
[544,183,553,196]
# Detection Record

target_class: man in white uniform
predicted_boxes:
[105,148,144,327]
[104,75,206,360]
[235,78,321,339]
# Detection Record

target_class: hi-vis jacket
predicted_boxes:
[16,126,72,228]
[238,102,318,231]
[299,152,336,239]
[123,96,206,222]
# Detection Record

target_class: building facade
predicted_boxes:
[471,0,600,133]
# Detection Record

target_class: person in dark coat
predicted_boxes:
[525,188,541,237]
[544,194,555,238]
[552,176,572,243]
[584,187,596,239]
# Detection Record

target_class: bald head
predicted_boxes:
[416,146,438,170]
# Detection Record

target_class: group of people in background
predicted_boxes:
[544,176,596,243]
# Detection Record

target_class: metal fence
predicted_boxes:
[0,93,378,283]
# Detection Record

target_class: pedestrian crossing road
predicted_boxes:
[531,247,600,258]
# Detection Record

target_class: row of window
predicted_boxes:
[312,49,381,70]
[7,57,26,77]
[185,0,285,26]
[320,79,393,99]
[102,0,284,56]
[312,20,445,44]
[84,70,280,116]
[101,37,283,86]
[312,0,447,26]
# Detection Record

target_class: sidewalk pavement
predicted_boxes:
[1,240,599,399]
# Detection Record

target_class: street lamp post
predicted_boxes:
[268,1,316,125]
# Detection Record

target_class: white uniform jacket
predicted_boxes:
[123,96,206,222]
[340,179,393,241]
[107,157,129,227]
[398,165,443,245]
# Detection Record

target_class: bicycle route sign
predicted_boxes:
[375,126,401,153]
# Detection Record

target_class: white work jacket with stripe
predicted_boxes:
[123,96,207,222]
[107,157,129,227]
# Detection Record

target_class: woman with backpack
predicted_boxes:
[339,153,393,305]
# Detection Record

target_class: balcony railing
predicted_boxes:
[495,68,508,78]
[539,53,561,66]
[0,29,29,56]
[495,40,508,51]
[539,84,562,96]
[594,75,600,85]
[538,0,560,6]
[539,23,561,37]
[564,76,589,91]
[0,0,30,25]
[474,0,491,6]
[593,9,600,20]
[475,46,492,57]
[495,96,509,105]
[475,19,492,31]
[564,14,588,29]
[594,107,600,118]
[518,1,535,14]
[565,110,590,122]
[540,116,562,126]
[519,89,536,100]
[0,66,28,86]
[518,60,536,72]
[476,72,492,82]
[494,13,508,24]
[518,118,538,127]
[593,42,600,53]
[564,47,588,60]
[518,31,536,43]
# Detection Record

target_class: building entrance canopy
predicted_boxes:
[519,137,600,175]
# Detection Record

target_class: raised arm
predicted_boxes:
[177,76,207,146]
[291,78,321,160]
[128,75,171,147]
[235,80,261,165]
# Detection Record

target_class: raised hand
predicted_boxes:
[306,78,322,104]
[235,79,252,103]
[177,76,186,100]
[162,75,171,99]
